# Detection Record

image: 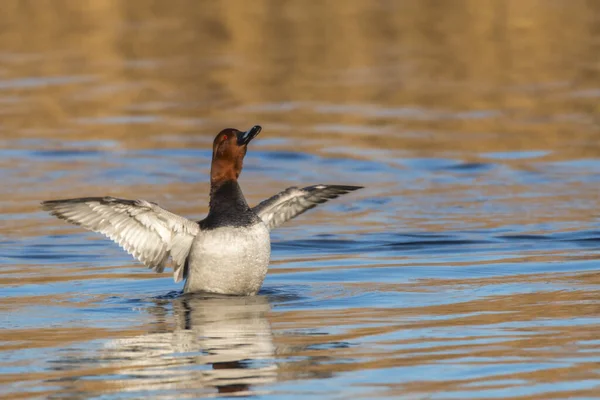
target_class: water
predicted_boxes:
[2,1,600,398]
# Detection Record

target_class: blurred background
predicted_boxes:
[2,1,600,399]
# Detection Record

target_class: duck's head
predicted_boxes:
[210,125,262,185]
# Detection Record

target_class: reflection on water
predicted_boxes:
[43,291,340,398]
[1,0,600,399]
[65,294,278,397]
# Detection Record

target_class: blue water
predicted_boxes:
[2,1,600,399]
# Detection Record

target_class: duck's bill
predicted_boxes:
[237,125,262,145]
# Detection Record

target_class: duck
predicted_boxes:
[42,125,362,295]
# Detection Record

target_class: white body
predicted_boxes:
[184,223,271,295]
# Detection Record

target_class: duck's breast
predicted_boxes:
[185,222,271,295]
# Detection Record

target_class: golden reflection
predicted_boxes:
[0,0,598,231]
[0,0,598,155]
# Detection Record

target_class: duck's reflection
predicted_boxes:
[103,293,277,396]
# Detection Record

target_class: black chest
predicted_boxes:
[199,181,260,230]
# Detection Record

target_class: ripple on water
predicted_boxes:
[2,3,600,398]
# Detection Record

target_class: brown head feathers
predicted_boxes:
[210,125,261,187]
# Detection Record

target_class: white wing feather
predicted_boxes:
[42,197,200,282]
[252,185,362,230]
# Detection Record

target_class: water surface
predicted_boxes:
[2,1,600,399]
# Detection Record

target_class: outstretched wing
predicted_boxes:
[252,185,362,230]
[41,197,200,282]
